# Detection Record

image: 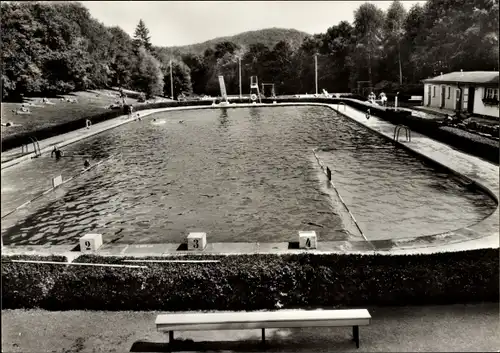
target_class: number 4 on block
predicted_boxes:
[299,231,317,249]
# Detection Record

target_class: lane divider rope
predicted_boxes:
[312,148,369,242]
[2,154,116,220]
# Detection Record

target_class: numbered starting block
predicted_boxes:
[187,232,207,251]
[79,233,103,252]
[299,231,317,249]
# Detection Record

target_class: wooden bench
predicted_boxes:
[156,309,371,350]
[409,95,423,102]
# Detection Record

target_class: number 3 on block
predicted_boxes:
[187,232,207,251]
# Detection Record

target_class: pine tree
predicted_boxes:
[134,19,152,52]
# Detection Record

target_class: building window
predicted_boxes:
[447,86,451,99]
[433,86,436,97]
[484,88,499,100]
[483,88,499,105]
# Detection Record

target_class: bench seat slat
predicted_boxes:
[157,318,370,331]
[156,309,371,330]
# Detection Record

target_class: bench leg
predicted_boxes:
[262,328,266,345]
[168,331,174,352]
[352,326,360,348]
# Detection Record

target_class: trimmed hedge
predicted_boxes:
[1,254,67,262]
[2,250,498,311]
[390,117,499,164]
[466,121,499,137]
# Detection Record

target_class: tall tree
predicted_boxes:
[181,53,208,94]
[267,41,293,93]
[108,26,135,88]
[2,0,499,102]
[132,46,163,98]
[201,41,241,95]
[242,43,271,86]
[353,3,385,85]
[162,59,193,98]
[413,0,498,76]
[213,41,240,59]
[1,2,45,100]
[384,0,407,85]
[403,4,425,82]
[322,21,355,91]
[134,19,152,52]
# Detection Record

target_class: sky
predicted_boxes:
[82,1,427,47]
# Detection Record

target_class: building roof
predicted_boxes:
[422,71,499,85]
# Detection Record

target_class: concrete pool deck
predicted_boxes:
[1,102,498,256]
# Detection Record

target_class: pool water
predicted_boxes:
[1,106,496,245]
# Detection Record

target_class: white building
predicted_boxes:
[422,71,499,119]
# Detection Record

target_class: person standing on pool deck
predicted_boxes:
[51,146,63,160]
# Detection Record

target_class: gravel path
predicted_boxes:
[2,303,498,352]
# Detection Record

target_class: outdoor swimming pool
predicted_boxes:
[1,106,496,245]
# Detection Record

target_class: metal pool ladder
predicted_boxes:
[21,136,41,157]
[393,124,411,142]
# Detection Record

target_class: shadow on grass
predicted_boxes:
[129,337,355,352]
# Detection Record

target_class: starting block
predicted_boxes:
[299,231,317,249]
[187,232,207,251]
[79,233,103,252]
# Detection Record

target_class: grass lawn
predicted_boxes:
[0,89,139,141]
[1,304,498,352]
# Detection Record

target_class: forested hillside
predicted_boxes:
[2,0,498,101]
[161,28,310,56]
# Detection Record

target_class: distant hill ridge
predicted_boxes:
[161,27,310,55]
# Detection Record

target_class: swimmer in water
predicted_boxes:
[83,159,90,168]
[51,146,63,160]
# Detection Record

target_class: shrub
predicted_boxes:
[2,250,498,311]
[1,261,67,309]
[137,93,146,103]
[1,254,67,262]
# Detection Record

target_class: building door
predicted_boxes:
[455,89,461,111]
[427,85,431,106]
[467,87,475,113]
[440,86,446,108]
